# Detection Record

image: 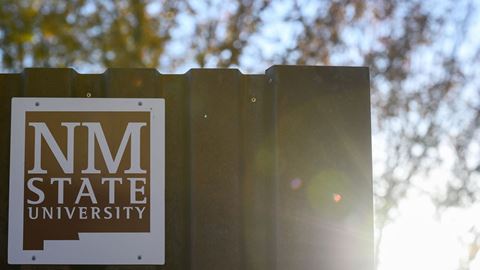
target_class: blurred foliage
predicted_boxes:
[0,0,178,68]
[2,0,480,268]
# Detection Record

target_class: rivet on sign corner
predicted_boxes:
[137,255,142,260]
[138,101,143,106]
[32,255,36,261]
[251,97,257,103]
[35,102,39,107]
[86,92,92,98]
[203,114,208,119]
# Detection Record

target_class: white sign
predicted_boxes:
[8,98,165,265]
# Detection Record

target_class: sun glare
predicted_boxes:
[333,193,342,203]
[379,195,464,270]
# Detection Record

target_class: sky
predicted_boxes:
[375,1,480,268]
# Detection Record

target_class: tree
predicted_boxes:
[2,0,480,268]
[0,0,178,69]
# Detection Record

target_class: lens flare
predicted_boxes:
[333,193,342,203]
[290,178,303,190]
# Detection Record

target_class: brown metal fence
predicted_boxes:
[0,66,373,270]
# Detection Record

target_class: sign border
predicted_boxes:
[8,98,165,265]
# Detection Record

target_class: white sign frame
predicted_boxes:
[8,98,165,265]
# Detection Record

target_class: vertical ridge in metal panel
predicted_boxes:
[268,65,373,270]
[163,74,190,270]
[241,74,275,270]
[188,69,243,270]
[0,74,22,268]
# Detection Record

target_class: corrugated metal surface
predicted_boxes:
[0,66,373,270]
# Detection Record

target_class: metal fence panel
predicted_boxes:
[0,66,372,270]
